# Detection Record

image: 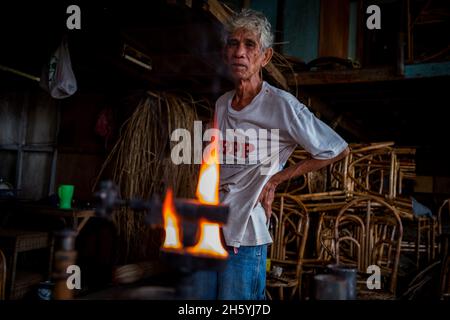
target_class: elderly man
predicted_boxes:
[193,9,349,300]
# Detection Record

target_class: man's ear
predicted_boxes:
[261,47,273,67]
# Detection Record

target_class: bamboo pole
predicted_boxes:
[0,64,40,82]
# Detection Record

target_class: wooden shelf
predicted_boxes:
[288,62,450,86]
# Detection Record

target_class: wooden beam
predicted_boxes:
[205,0,231,24]
[289,62,450,86]
[289,67,402,86]
[404,61,450,78]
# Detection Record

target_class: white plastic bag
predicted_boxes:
[40,37,77,99]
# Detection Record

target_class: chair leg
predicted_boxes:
[279,287,284,300]
[416,221,421,268]
[266,289,272,300]
[297,278,302,300]
[441,238,450,299]
[290,285,297,300]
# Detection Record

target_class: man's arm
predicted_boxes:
[258,146,350,219]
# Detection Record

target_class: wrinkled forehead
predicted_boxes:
[227,28,261,44]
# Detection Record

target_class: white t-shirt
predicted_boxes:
[215,81,348,247]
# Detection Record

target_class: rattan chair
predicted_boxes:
[0,229,53,299]
[334,195,403,299]
[438,199,450,299]
[266,195,310,300]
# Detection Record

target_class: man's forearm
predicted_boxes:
[270,147,350,186]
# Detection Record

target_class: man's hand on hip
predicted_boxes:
[257,178,279,221]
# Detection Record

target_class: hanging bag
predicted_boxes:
[40,36,77,99]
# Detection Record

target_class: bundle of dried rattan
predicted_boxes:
[95,91,205,262]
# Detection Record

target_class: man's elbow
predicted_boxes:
[342,146,350,157]
[335,146,350,161]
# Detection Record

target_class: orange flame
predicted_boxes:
[162,189,182,250]
[187,219,228,258]
[196,134,219,205]
[189,131,228,258]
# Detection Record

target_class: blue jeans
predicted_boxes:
[188,245,267,300]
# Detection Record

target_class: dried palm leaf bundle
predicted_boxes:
[95,90,203,263]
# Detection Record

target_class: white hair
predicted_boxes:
[225,9,274,51]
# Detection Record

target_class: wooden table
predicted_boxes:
[0,202,95,299]
[1,202,95,234]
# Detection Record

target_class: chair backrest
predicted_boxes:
[0,249,6,300]
[329,156,349,191]
[438,199,450,299]
[335,210,366,271]
[348,149,396,198]
[335,195,403,294]
[438,199,450,236]
[270,195,310,273]
[315,212,338,262]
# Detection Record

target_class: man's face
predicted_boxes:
[224,28,269,82]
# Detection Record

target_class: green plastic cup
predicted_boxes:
[58,185,74,209]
